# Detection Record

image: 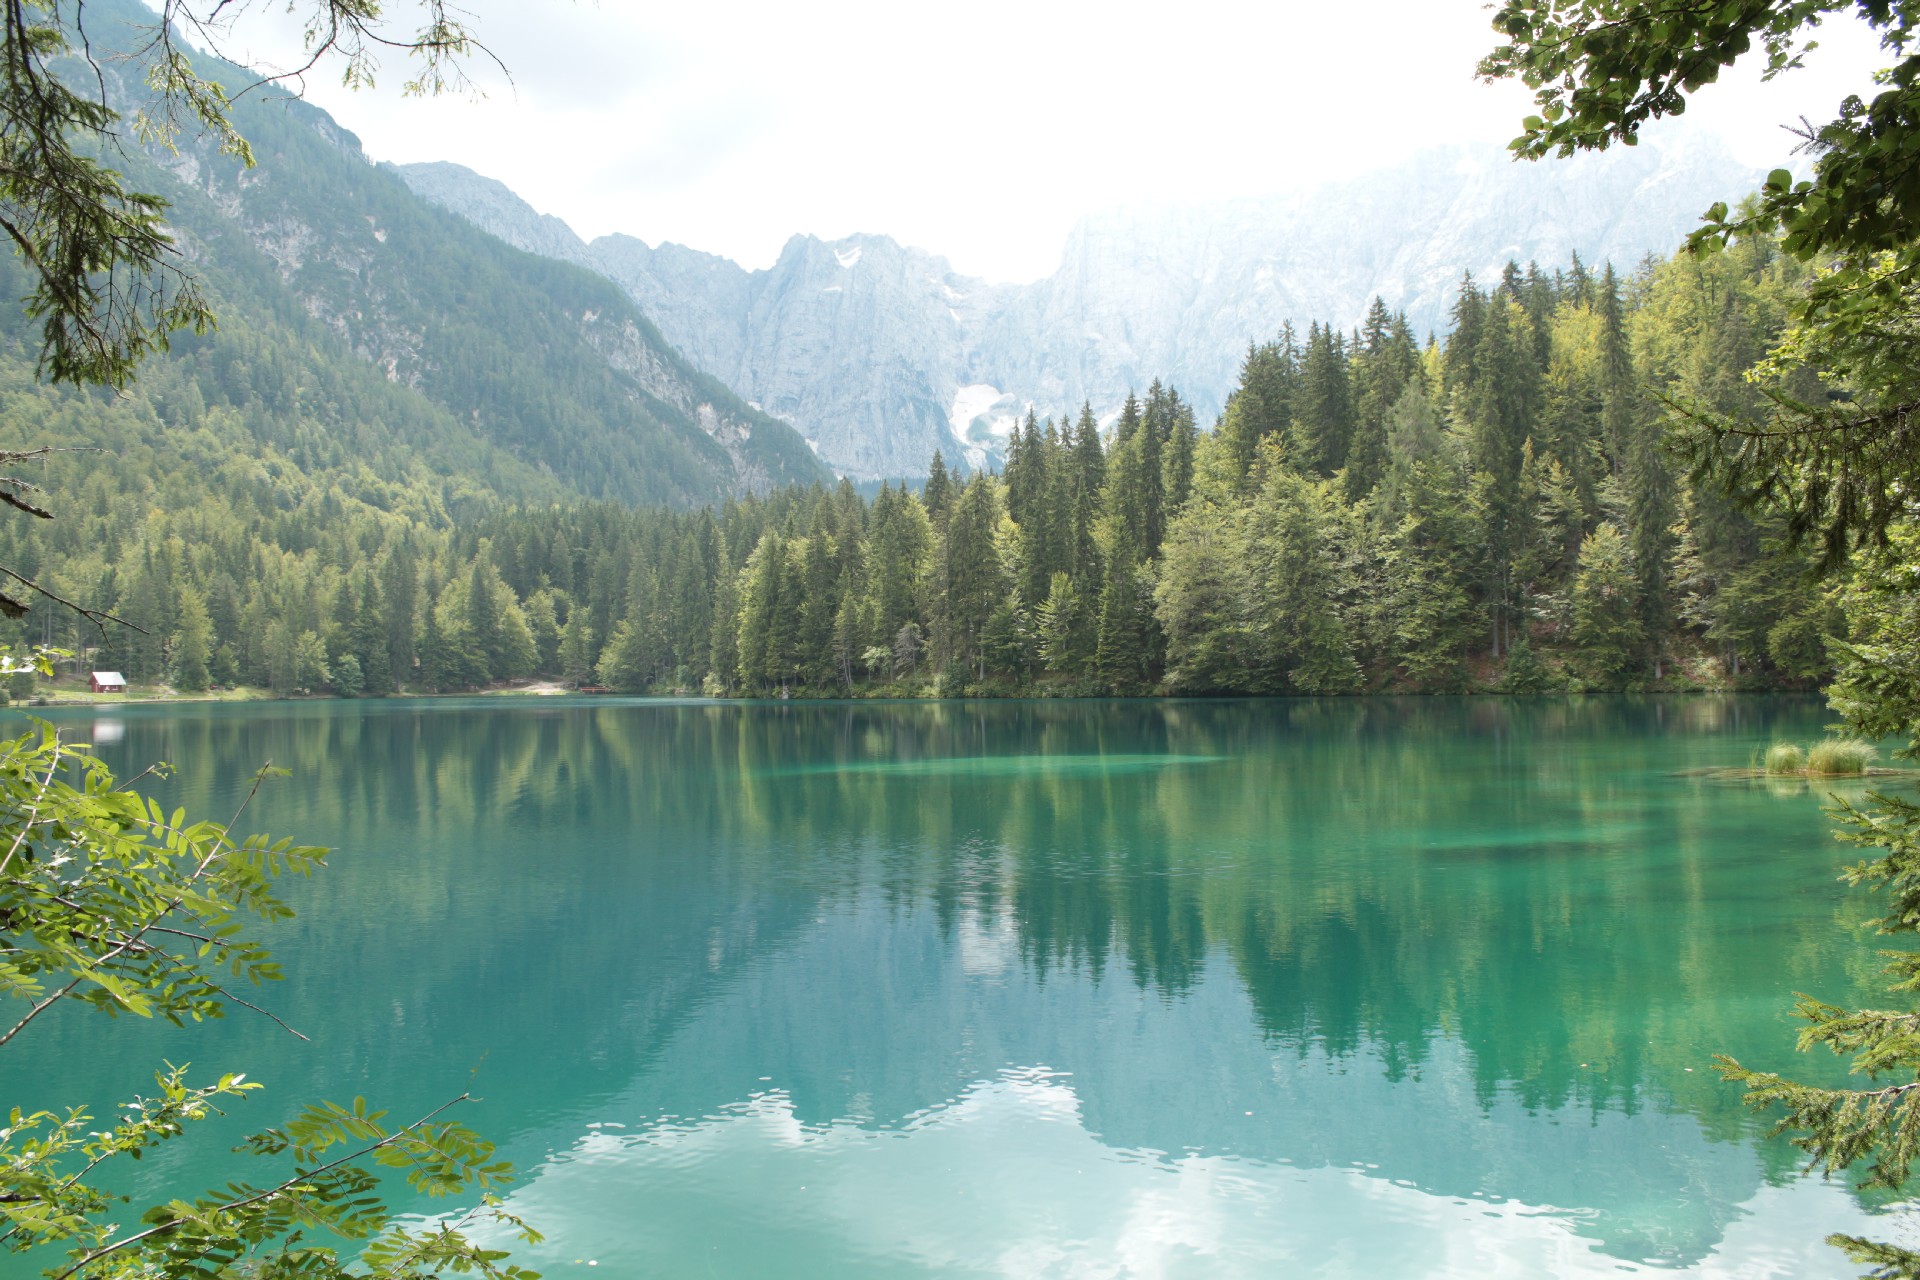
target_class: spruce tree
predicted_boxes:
[1153,497,1255,692]
[1598,263,1636,472]
[1068,404,1106,584]
[1004,410,1041,528]
[1466,297,1539,657]
[799,514,840,685]
[350,576,393,694]
[169,586,214,693]
[705,562,740,692]
[923,451,953,523]
[936,475,1007,679]
[558,606,596,689]
[1246,465,1359,694]
[1137,390,1166,557]
[381,543,418,691]
[1036,571,1088,678]
[735,530,787,691]
[1347,302,1420,503]
[1570,523,1644,687]
[1094,553,1155,695]
[1159,385,1197,515]
[1444,272,1488,402]
[1016,425,1063,610]
[1293,322,1355,478]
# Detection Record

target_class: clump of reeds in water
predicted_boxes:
[1806,738,1877,776]
[1689,738,1893,784]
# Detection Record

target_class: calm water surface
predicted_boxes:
[13,696,1914,1277]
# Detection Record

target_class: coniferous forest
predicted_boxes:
[0,237,1832,701]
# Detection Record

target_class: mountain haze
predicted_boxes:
[401,137,1764,480]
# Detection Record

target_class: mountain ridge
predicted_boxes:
[400,137,1767,481]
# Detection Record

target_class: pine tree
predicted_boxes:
[463,559,503,684]
[1217,340,1296,490]
[1381,402,1479,690]
[1093,467,1160,698]
[1137,389,1166,556]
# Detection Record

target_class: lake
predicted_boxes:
[9,695,1907,1277]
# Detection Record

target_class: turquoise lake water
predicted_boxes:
[9,695,1914,1277]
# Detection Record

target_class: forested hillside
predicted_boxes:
[2,0,824,514]
[1,229,1833,699]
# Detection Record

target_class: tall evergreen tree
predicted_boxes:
[1467,297,1539,657]
[1157,384,1198,514]
[935,475,1007,679]
[1293,322,1355,478]
[923,451,953,523]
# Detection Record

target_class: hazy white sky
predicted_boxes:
[205,0,1892,282]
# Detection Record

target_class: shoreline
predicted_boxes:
[27,685,1832,710]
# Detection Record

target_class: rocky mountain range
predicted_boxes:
[85,0,827,508]
[400,136,1765,482]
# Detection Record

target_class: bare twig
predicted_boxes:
[0,564,143,633]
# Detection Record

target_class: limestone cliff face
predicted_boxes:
[400,135,1762,481]
[978,138,1760,429]
[587,232,1019,479]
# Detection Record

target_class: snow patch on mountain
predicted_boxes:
[948,384,1021,472]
